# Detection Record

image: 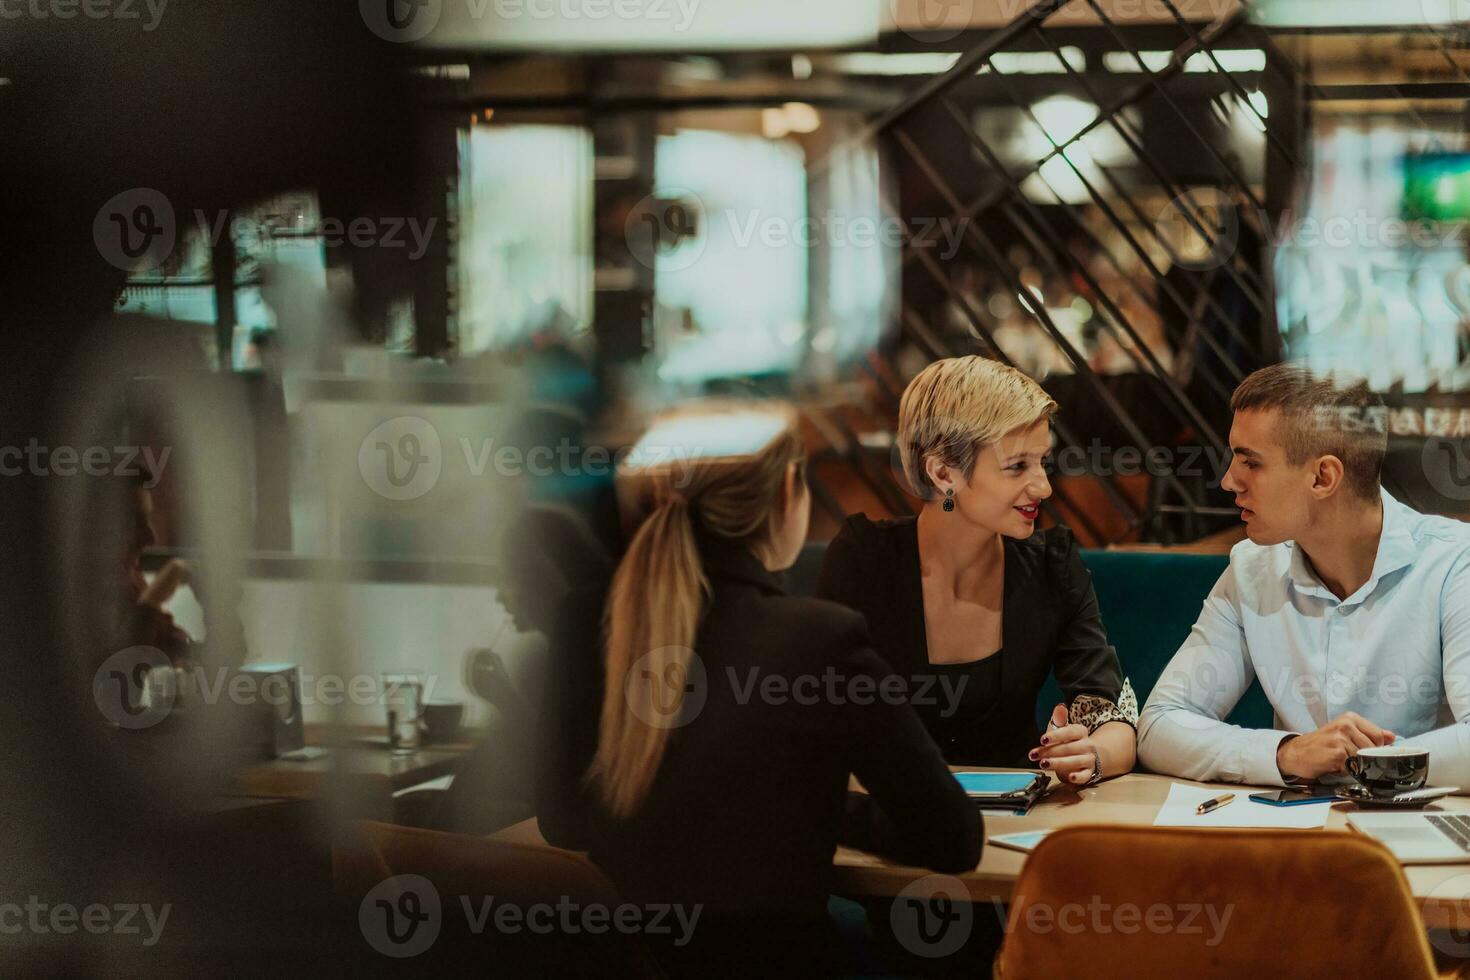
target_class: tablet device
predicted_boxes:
[955,772,1041,796]
[989,830,1052,854]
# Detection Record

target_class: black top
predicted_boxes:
[815,515,1126,768]
[927,653,1004,752]
[536,525,984,927]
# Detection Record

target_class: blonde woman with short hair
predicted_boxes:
[818,356,1138,783]
[537,401,982,976]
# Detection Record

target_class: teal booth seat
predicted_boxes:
[1033,550,1274,731]
[786,543,1274,731]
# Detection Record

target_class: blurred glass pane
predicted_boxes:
[455,125,594,354]
[653,128,808,382]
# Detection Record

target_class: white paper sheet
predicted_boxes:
[1152,782,1332,829]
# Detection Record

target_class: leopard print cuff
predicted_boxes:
[1069,678,1139,733]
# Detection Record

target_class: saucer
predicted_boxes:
[1334,784,1451,808]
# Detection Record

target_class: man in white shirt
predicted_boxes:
[1137,365,1470,789]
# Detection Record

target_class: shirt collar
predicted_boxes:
[693,523,786,596]
[1284,488,1416,604]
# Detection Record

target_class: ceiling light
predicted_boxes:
[1101,49,1265,74]
[829,52,960,75]
[783,102,820,134]
[980,47,1085,75]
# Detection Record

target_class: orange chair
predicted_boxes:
[354,820,622,907]
[346,821,663,977]
[331,824,393,905]
[994,825,1468,980]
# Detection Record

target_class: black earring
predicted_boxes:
[943,488,955,512]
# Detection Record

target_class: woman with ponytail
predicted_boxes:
[537,402,982,976]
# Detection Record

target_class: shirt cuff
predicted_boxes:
[1070,678,1140,734]
[1239,729,1297,788]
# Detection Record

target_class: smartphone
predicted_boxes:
[1248,788,1336,806]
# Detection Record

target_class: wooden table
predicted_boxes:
[236,726,478,799]
[489,769,1470,930]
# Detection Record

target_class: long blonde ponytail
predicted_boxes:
[587,404,804,818]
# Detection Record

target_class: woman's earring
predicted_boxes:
[942,488,955,513]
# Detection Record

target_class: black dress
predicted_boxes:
[815,514,1136,768]
[536,525,984,975]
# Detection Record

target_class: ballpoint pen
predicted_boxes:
[1196,793,1235,815]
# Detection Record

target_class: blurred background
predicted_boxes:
[7,0,1470,974]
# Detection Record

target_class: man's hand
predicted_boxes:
[1276,712,1396,781]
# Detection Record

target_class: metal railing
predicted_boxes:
[807,0,1317,545]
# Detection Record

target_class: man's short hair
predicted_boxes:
[898,355,1056,499]
[1230,364,1386,500]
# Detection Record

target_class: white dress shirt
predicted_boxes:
[1138,489,1470,789]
